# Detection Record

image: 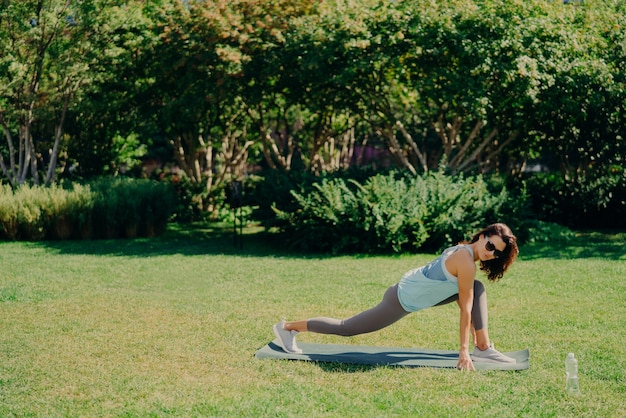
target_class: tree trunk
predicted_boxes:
[45,90,71,184]
[381,122,417,175]
[0,114,18,186]
[395,120,428,173]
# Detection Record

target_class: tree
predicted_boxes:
[520,1,626,178]
[64,0,161,178]
[238,0,325,172]
[380,0,538,175]
[137,0,262,212]
[0,0,103,185]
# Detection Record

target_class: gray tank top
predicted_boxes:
[397,244,474,312]
[421,244,474,282]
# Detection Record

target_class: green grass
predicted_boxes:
[0,224,624,417]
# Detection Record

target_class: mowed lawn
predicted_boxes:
[0,224,624,417]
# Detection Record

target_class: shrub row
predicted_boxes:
[274,171,532,254]
[0,178,175,241]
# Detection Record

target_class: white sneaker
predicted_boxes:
[273,320,302,354]
[471,343,516,364]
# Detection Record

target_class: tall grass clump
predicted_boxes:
[89,177,176,238]
[276,171,530,254]
[0,178,175,241]
[0,184,48,240]
[0,185,19,239]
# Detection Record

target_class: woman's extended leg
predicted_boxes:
[274,284,409,352]
[304,284,410,336]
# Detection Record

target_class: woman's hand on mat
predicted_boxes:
[457,350,475,371]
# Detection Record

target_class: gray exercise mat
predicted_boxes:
[256,339,529,371]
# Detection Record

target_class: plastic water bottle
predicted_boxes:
[565,353,581,395]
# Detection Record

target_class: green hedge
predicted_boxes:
[274,172,532,254]
[0,178,175,241]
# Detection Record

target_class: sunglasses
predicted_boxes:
[485,238,504,259]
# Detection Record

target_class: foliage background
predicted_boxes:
[1,0,624,240]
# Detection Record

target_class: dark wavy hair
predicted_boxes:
[464,223,519,282]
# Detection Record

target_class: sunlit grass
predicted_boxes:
[0,225,624,416]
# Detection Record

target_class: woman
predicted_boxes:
[273,223,519,371]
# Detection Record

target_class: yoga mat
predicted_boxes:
[256,340,529,371]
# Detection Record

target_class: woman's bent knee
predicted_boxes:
[474,279,485,294]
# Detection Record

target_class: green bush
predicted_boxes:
[515,167,626,229]
[248,167,391,228]
[356,174,429,253]
[275,171,533,254]
[248,170,328,228]
[415,173,493,250]
[167,175,206,223]
[281,178,364,253]
[0,178,175,241]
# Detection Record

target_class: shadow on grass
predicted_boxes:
[33,222,295,258]
[519,230,626,261]
[28,223,626,260]
[314,362,384,373]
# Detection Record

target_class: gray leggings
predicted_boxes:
[307,280,488,336]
